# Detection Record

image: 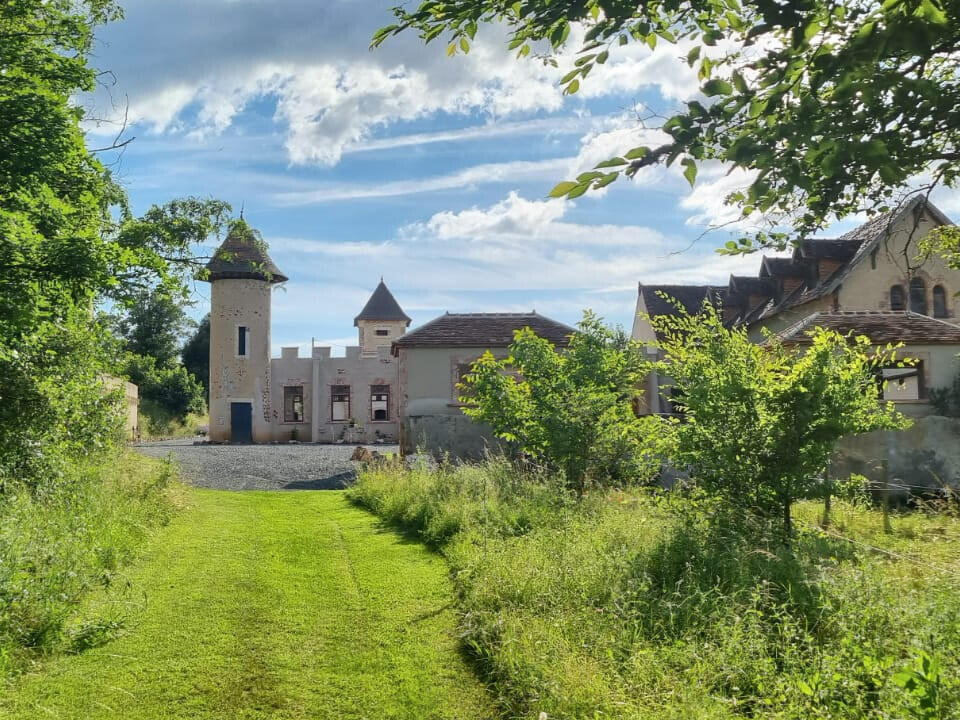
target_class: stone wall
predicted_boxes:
[209,278,273,443]
[831,416,960,500]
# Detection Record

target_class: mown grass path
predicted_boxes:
[0,489,493,719]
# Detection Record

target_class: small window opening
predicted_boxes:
[331,385,350,421]
[870,247,878,269]
[933,285,948,318]
[370,385,389,421]
[909,277,927,314]
[890,285,905,311]
[879,365,922,401]
[284,386,304,423]
[238,326,248,356]
[375,329,390,337]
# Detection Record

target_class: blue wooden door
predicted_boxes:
[230,402,253,443]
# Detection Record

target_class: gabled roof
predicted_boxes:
[760,256,806,278]
[639,284,718,318]
[777,311,960,345]
[354,280,411,327]
[743,198,953,326]
[205,222,287,283]
[392,312,575,352]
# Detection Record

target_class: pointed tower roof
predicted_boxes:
[204,221,288,283]
[354,280,411,327]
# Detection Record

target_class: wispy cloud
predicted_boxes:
[271,157,570,205]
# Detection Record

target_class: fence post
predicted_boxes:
[822,460,832,529]
[881,458,892,535]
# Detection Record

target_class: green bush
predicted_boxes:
[349,461,960,719]
[124,353,206,421]
[0,451,176,676]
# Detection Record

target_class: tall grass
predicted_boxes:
[349,460,960,719]
[0,451,177,676]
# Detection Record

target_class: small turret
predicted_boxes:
[204,220,286,443]
[354,279,410,354]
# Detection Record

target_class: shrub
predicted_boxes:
[124,353,206,421]
[461,311,664,494]
[651,301,909,535]
[350,461,960,719]
[0,451,176,676]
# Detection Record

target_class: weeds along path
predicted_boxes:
[0,489,493,720]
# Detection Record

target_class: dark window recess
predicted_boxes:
[370,385,389,421]
[238,326,248,356]
[454,363,474,401]
[890,285,905,311]
[870,247,878,269]
[933,285,948,318]
[909,277,927,315]
[284,386,304,423]
[375,329,390,336]
[332,385,350,421]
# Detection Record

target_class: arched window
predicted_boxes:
[890,285,905,311]
[909,277,927,314]
[933,285,948,318]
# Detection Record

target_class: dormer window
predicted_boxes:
[909,277,927,315]
[890,285,905,311]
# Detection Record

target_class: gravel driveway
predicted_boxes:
[134,439,399,490]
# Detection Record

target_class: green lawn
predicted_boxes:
[0,488,493,720]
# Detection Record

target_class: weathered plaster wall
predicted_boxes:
[397,346,505,457]
[209,278,273,442]
[311,346,400,444]
[357,320,406,355]
[832,416,960,499]
[269,351,314,442]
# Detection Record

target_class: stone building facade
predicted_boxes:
[631,198,960,418]
[204,223,408,443]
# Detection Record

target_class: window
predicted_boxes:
[890,285,905,311]
[375,329,389,337]
[453,362,474,401]
[880,365,922,401]
[934,285,948,318]
[370,385,389,421]
[331,385,350,421]
[870,246,878,269]
[237,326,248,356]
[283,386,304,423]
[909,277,927,314]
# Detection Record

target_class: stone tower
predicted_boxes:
[354,279,411,355]
[204,221,287,443]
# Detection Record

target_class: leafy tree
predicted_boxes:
[182,314,210,395]
[374,0,960,248]
[124,354,205,421]
[114,289,195,367]
[651,302,909,535]
[1,1,227,485]
[461,312,662,495]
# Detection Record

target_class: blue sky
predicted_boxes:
[85,0,960,356]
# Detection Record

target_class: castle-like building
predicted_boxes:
[204,223,408,444]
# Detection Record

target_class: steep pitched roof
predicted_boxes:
[392,312,575,352]
[205,223,288,283]
[777,311,960,345]
[743,198,953,326]
[640,284,718,318]
[354,280,411,327]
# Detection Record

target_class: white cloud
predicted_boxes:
[89,0,705,166]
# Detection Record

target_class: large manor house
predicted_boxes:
[203,197,960,458]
